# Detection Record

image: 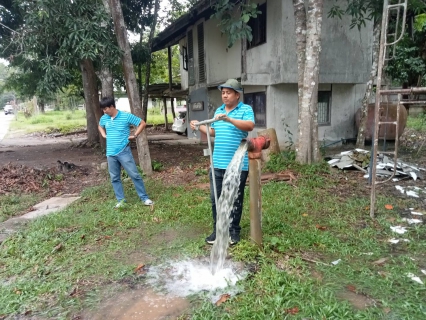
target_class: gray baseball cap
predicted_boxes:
[218,79,243,93]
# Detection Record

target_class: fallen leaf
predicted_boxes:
[134,264,145,273]
[316,224,327,231]
[385,204,393,210]
[80,235,85,239]
[302,213,308,217]
[346,285,356,292]
[284,307,299,315]
[372,257,389,265]
[215,293,231,306]
[383,307,391,314]
[52,243,62,253]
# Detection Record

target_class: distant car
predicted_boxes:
[172,106,187,135]
[4,105,13,115]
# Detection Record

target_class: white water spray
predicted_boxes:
[210,141,248,275]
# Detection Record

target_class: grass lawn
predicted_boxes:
[0,155,425,319]
[8,109,174,135]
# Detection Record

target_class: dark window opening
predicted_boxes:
[318,91,331,126]
[197,23,206,82]
[187,30,195,86]
[182,46,188,71]
[244,92,266,127]
[247,3,267,49]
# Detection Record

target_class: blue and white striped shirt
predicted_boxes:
[99,110,141,156]
[212,102,255,171]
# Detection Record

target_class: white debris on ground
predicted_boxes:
[327,149,425,180]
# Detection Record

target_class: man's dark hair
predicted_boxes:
[100,97,115,109]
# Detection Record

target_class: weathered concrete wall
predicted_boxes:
[204,18,241,85]
[318,84,366,143]
[245,0,373,85]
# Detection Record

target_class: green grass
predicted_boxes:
[1,156,425,319]
[406,114,426,131]
[0,193,46,222]
[9,110,87,134]
[8,109,174,135]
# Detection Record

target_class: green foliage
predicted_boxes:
[195,168,208,176]
[386,13,426,87]
[211,0,261,48]
[152,160,164,171]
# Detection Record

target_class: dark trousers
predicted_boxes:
[210,168,249,236]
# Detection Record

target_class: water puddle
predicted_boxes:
[88,288,189,320]
[146,258,248,303]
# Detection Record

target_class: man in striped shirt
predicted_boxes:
[190,79,255,245]
[98,97,153,209]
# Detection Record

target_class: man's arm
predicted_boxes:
[130,119,146,139]
[98,125,107,138]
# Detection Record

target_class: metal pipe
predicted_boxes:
[193,117,223,207]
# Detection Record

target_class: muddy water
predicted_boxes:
[88,288,190,320]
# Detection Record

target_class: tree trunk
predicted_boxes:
[356,20,381,148]
[108,0,153,176]
[295,0,324,164]
[293,0,306,150]
[142,0,160,122]
[98,68,114,98]
[163,97,169,130]
[39,101,45,113]
[80,58,102,144]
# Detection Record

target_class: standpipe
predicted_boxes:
[193,118,223,206]
[244,136,271,247]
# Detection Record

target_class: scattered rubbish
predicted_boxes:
[331,259,341,265]
[406,273,424,285]
[360,252,374,255]
[422,270,426,276]
[395,186,426,198]
[327,149,424,181]
[372,258,389,265]
[388,238,410,244]
[390,226,408,234]
[401,218,423,224]
[411,211,424,216]
[385,204,394,210]
[406,190,420,198]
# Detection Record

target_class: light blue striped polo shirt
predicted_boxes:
[212,101,255,171]
[99,110,141,156]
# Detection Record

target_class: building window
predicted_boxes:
[318,91,331,125]
[244,92,266,127]
[197,23,206,82]
[187,30,195,86]
[247,3,267,49]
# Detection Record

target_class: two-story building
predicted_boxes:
[152,0,373,147]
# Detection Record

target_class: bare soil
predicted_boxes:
[0,126,209,205]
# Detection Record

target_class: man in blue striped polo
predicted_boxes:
[98,97,153,209]
[190,79,255,245]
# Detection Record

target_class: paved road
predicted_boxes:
[0,112,14,142]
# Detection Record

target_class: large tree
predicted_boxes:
[293,0,324,164]
[108,0,153,176]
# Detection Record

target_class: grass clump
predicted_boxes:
[406,114,426,131]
